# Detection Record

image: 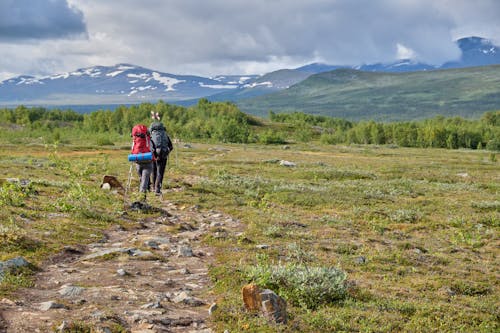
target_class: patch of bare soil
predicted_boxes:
[0,199,241,333]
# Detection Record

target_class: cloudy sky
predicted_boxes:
[0,0,499,81]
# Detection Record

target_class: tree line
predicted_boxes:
[0,101,498,150]
[270,110,500,150]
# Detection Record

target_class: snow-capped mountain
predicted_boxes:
[441,36,500,68]
[196,69,311,104]
[0,64,253,105]
[296,37,500,74]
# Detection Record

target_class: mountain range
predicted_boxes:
[1,36,499,120]
[0,64,258,105]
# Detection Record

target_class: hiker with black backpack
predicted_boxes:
[149,112,173,196]
[130,123,155,201]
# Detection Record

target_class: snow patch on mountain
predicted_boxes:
[127,73,150,80]
[244,81,273,88]
[117,64,136,71]
[106,70,124,77]
[16,77,44,85]
[199,83,238,89]
[49,73,70,80]
[151,72,184,91]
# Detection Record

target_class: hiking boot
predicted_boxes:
[155,191,162,196]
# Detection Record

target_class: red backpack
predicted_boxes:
[131,124,152,155]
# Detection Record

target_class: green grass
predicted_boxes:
[0,140,498,332]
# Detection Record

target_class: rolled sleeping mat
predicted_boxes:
[128,152,153,162]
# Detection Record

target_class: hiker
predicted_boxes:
[149,111,173,196]
[130,123,155,201]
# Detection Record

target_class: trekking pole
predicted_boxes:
[175,138,179,168]
[123,164,133,207]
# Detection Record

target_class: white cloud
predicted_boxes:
[1,0,500,80]
[396,43,416,60]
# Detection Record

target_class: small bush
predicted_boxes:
[258,130,287,144]
[472,201,500,212]
[247,258,347,309]
[451,281,491,296]
[263,225,284,238]
[390,209,423,223]
[485,139,500,151]
[0,181,34,207]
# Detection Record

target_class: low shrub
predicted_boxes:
[247,256,347,309]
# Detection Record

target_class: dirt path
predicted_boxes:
[0,199,240,332]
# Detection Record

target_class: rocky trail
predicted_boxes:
[0,198,241,332]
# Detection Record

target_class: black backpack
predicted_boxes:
[150,122,173,159]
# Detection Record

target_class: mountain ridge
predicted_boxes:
[237,64,500,121]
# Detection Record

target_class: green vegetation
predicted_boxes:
[270,110,500,150]
[0,102,498,151]
[238,65,500,121]
[0,99,255,145]
[188,144,498,332]
[247,252,348,309]
[0,102,499,332]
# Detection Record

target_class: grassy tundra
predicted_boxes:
[0,138,498,332]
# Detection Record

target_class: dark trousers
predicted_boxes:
[152,157,168,193]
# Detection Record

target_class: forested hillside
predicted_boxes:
[238,65,500,121]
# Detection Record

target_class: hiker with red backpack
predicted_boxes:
[130,124,155,201]
[149,112,173,196]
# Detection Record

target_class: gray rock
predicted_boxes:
[260,289,287,324]
[129,249,154,257]
[256,244,270,250]
[172,291,190,303]
[185,297,206,307]
[58,285,85,297]
[208,302,218,315]
[81,248,131,260]
[116,268,128,276]
[152,237,171,244]
[354,256,367,264]
[0,257,31,281]
[39,301,67,311]
[140,301,162,309]
[91,310,106,320]
[279,160,296,167]
[178,245,194,257]
[144,240,159,249]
